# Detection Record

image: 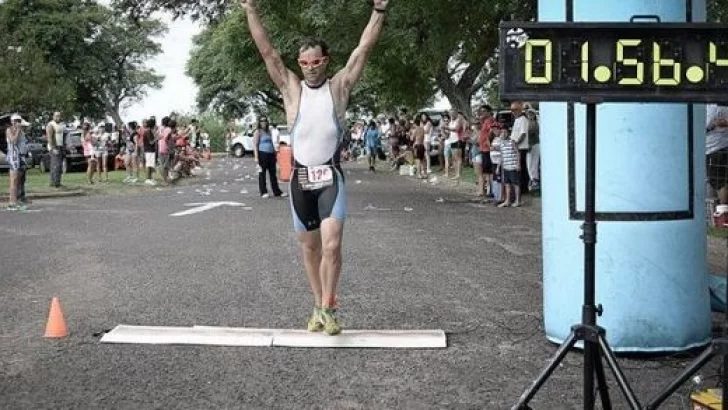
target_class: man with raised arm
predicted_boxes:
[240,0,389,335]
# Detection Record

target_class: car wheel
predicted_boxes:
[233,144,245,158]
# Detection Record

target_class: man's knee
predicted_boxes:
[320,220,343,258]
[297,232,321,253]
[322,238,341,259]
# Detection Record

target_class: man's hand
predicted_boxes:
[239,0,255,10]
[373,0,389,10]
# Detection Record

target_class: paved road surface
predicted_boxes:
[0,157,719,409]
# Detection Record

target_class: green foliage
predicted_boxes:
[0,42,76,115]
[183,0,537,119]
[709,0,728,22]
[0,0,165,123]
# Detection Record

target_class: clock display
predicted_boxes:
[499,22,728,103]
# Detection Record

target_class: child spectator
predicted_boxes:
[498,131,522,207]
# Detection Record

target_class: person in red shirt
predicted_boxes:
[478,105,499,198]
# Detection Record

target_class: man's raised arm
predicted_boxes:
[336,0,389,89]
[240,0,297,94]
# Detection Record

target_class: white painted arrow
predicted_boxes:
[170,201,246,217]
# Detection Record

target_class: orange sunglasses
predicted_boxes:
[298,57,327,68]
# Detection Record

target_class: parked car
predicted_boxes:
[0,114,12,172]
[230,125,291,158]
[39,128,118,173]
[25,133,47,168]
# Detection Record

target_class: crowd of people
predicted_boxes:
[3,111,218,211]
[343,101,541,207]
[114,116,210,186]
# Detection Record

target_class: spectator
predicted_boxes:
[364,120,381,172]
[253,116,286,198]
[498,129,522,207]
[46,111,64,188]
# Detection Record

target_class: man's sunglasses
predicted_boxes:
[298,57,327,68]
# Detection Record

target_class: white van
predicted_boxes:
[230,125,291,157]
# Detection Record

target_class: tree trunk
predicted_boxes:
[436,70,475,120]
[108,107,124,129]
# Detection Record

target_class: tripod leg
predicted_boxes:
[592,347,612,410]
[597,335,641,409]
[512,331,579,410]
[644,343,715,410]
[584,339,596,410]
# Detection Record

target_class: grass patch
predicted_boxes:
[709,226,728,238]
[0,167,178,198]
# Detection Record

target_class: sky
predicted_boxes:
[121,13,202,122]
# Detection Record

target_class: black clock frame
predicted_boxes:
[509,2,722,410]
[499,22,728,103]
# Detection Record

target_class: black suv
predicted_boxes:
[40,127,119,173]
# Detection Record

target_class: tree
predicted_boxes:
[85,12,166,127]
[0,0,108,117]
[0,42,76,116]
[125,0,537,118]
[0,0,165,123]
[709,0,728,22]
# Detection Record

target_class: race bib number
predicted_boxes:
[299,165,334,190]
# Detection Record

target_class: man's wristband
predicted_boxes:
[374,7,386,13]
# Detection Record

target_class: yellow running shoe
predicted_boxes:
[320,308,341,336]
[307,307,323,332]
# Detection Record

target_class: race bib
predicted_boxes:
[299,165,334,190]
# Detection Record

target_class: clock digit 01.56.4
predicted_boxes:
[500,22,728,103]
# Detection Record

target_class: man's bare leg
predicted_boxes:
[319,218,344,307]
[297,231,323,307]
[318,217,344,335]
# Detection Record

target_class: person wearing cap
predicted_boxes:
[6,114,30,211]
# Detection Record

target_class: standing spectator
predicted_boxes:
[490,126,505,202]
[478,105,498,198]
[420,112,434,175]
[364,120,380,172]
[225,126,235,156]
[510,102,530,194]
[82,123,98,184]
[142,118,158,186]
[96,124,110,182]
[253,116,286,198]
[445,109,467,183]
[201,128,211,153]
[186,119,200,149]
[46,111,65,188]
[6,114,29,210]
[412,119,427,178]
[123,122,139,184]
[525,105,540,191]
[470,123,484,197]
[498,130,522,207]
[15,115,30,206]
[159,117,174,184]
[387,118,399,168]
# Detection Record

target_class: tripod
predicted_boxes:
[513,103,641,410]
[644,229,728,409]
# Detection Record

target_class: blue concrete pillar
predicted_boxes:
[539,0,710,351]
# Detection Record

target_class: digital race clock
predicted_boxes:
[499,22,728,103]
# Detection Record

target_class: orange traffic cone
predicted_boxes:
[44,297,69,338]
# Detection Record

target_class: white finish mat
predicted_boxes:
[99,325,273,347]
[100,325,447,349]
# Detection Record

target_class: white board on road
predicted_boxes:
[100,325,273,346]
[100,325,447,349]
